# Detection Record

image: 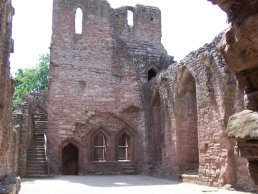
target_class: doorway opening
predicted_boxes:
[62,143,79,175]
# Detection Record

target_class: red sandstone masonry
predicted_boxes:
[48,0,172,174]
[0,0,15,177]
[145,33,256,190]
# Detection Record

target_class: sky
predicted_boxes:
[10,0,228,75]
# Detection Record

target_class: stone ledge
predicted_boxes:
[226,110,258,139]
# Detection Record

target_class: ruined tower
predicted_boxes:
[48,0,172,174]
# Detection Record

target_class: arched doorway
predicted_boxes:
[62,143,79,175]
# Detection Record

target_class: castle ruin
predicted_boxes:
[1,0,258,193]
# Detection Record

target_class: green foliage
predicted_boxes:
[13,53,50,105]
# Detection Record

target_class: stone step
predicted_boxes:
[25,174,50,178]
[27,163,47,167]
[27,152,46,155]
[27,166,47,170]
[28,146,45,149]
[26,171,48,175]
[27,157,47,161]
[26,112,49,178]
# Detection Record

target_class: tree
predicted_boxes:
[13,53,50,105]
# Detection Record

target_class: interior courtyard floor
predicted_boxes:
[19,175,254,194]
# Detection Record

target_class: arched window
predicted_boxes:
[75,8,83,34]
[148,68,157,81]
[118,133,130,161]
[127,10,134,26]
[93,133,106,161]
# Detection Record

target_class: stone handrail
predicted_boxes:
[44,134,50,176]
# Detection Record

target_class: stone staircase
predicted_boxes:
[26,110,49,178]
[120,162,138,175]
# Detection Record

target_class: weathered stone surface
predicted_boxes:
[144,32,241,187]
[4,0,257,192]
[48,0,172,175]
[208,0,258,191]
[0,0,17,178]
[227,110,258,139]
[208,0,258,24]
[219,14,258,73]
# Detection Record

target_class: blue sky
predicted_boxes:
[10,0,228,75]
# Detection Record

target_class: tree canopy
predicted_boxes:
[13,53,50,105]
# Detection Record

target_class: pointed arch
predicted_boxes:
[116,128,136,161]
[176,67,199,173]
[62,143,79,175]
[75,7,83,34]
[117,132,130,161]
[90,127,110,161]
[93,132,107,161]
[149,89,163,163]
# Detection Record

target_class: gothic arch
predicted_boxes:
[60,138,82,175]
[116,128,136,161]
[90,127,110,161]
[175,66,199,173]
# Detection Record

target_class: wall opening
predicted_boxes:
[249,160,258,185]
[149,91,163,164]
[127,10,134,26]
[148,68,157,81]
[176,69,199,174]
[93,133,106,161]
[75,8,83,34]
[118,133,130,161]
[62,143,78,175]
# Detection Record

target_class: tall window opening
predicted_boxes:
[127,10,134,26]
[75,8,83,34]
[94,133,106,161]
[148,68,157,81]
[118,133,130,161]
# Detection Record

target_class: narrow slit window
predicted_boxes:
[75,8,83,34]
[127,10,134,26]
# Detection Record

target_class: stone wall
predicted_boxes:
[0,0,15,177]
[144,33,257,189]
[0,0,20,193]
[48,0,172,174]
[208,0,258,191]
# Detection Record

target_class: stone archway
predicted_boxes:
[62,143,79,175]
[176,67,199,173]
